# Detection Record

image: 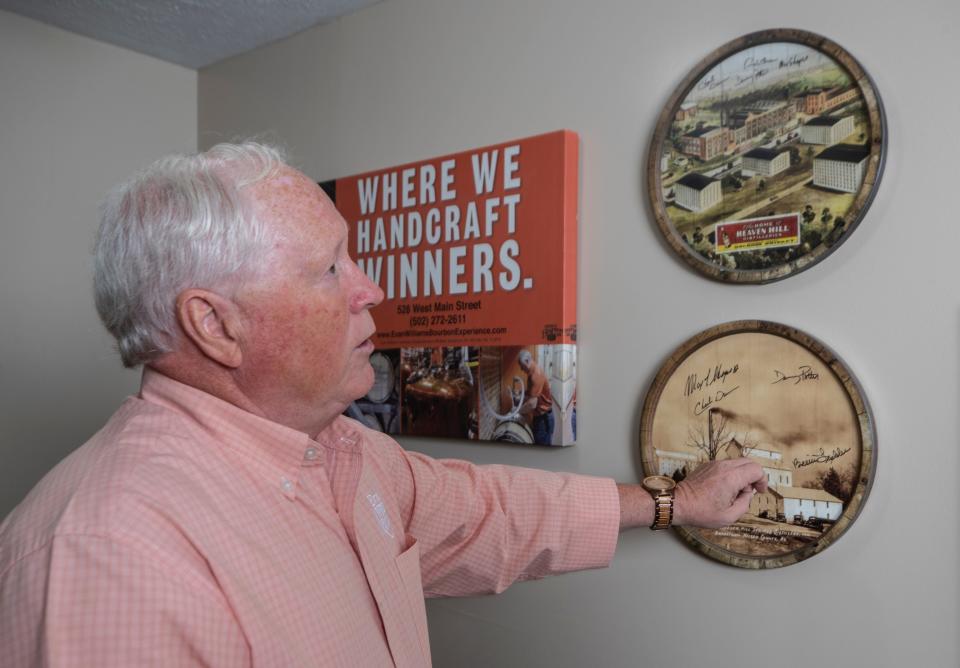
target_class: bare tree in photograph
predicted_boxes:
[686,408,736,461]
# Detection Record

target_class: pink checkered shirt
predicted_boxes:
[0,369,619,666]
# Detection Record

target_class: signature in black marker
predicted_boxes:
[772,365,819,385]
[694,385,740,416]
[684,362,740,397]
[793,447,851,469]
[697,73,731,91]
[779,54,809,69]
[743,55,778,70]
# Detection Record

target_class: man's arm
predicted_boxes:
[378,432,766,597]
[618,458,768,530]
[518,396,538,415]
[389,447,620,597]
[519,373,543,415]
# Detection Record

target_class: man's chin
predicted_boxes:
[350,365,376,401]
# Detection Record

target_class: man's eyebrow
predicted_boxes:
[316,236,345,270]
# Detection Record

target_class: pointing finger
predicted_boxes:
[727,486,754,521]
[734,461,766,488]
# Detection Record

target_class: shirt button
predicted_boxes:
[305,447,318,461]
[281,477,293,492]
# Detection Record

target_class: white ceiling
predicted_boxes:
[0,0,383,69]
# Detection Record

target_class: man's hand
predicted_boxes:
[617,458,767,531]
[674,459,768,528]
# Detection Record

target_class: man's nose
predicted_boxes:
[348,260,384,312]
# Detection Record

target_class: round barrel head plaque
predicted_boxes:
[639,321,875,569]
[647,29,886,283]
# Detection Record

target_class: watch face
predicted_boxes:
[643,476,677,492]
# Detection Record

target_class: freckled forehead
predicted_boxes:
[250,165,346,239]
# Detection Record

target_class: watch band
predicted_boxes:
[650,491,674,530]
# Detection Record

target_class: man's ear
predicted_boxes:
[175,289,243,368]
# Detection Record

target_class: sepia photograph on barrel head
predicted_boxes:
[649,330,864,559]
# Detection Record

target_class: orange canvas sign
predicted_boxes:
[325,131,580,447]
[331,130,578,348]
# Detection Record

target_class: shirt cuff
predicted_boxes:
[557,474,620,572]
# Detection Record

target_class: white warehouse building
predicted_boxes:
[780,487,844,521]
[756,463,793,489]
[675,173,722,212]
[813,143,871,193]
[741,147,790,178]
[737,445,793,488]
[801,115,855,145]
[654,448,701,477]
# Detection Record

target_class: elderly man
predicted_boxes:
[0,143,765,667]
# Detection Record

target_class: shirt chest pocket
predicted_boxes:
[394,538,431,666]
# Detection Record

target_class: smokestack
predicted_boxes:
[708,407,717,454]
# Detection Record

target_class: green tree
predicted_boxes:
[722,175,742,190]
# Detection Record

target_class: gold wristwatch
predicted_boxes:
[641,476,677,530]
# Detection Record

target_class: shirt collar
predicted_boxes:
[138,368,363,496]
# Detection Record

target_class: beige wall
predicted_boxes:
[0,11,196,513]
[199,1,959,666]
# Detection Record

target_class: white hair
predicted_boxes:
[518,349,533,367]
[94,142,287,367]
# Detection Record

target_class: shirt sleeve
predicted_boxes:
[0,534,249,667]
[528,370,546,399]
[391,450,620,598]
